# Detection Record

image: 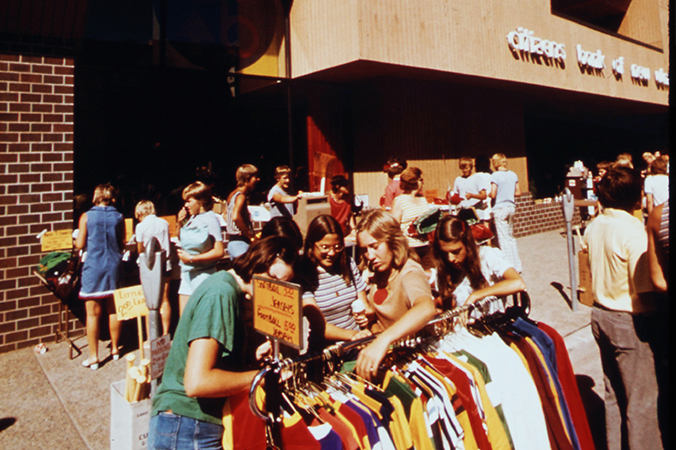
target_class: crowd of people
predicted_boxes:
[71,150,668,450]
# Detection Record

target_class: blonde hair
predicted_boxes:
[182,181,214,210]
[491,153,508,169]
[135,200,156,220]
[355,209,409,271]
[236,164,259,187]
[93,184,115,206]
[274,165,292,181]
[458,157,473,169]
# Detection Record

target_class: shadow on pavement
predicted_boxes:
[576,374,606,450]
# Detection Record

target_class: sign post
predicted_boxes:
[113,285,150,359]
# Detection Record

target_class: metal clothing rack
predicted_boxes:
[249,291,531,422]
[33,270,82,360]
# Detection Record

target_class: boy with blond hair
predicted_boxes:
[489,153,522,272]
[135,200,172,336]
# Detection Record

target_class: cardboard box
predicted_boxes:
[110,380,151,450]
[578,251,594,307]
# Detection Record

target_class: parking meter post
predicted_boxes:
[139,237,166,396]
[561,188,578,312]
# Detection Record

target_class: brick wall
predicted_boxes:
[0,43,82,353]
[514,192,582,238]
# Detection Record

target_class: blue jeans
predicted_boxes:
[148,412,224,450]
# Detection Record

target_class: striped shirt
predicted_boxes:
[302,258,366,331]
[397,195,436,247]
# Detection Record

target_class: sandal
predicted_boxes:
[111,352,120,361]
[82,358,99,371]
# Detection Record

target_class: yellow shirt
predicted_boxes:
[583,208,654,313]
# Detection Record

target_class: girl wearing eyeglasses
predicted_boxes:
[300,215,373,343]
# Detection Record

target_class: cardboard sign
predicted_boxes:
[41,229,73,252]
[124,218,134,243]
[114,285,149,321]
[252,276,302,349]
[150,334,172,380]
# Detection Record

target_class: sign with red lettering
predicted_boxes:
[252,276,302,349]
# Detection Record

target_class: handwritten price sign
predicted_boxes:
[41,229,73,252]
[252,276,302,349]
[113,285,149,321]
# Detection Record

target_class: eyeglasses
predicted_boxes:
[315,243,344,254]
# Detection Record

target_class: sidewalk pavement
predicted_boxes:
[0,228,604,450]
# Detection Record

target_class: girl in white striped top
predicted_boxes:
[300,215,373,342]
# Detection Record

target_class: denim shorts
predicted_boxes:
[227,240,250,259]
[148,412,224,450]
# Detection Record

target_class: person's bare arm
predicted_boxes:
[514,181,521,197]
[465,268,526,304]
[271,190,300,204]
[489,183,497,199]
[646,203,667,291]
[74,213,87,250]
[391,197,404,223]
[178,241,225,265]
[232,194,254,240]
[355,295,436,381]
[646,193,655,214]
[184,338,258,398]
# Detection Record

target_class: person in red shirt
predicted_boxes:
[381,156,407,209]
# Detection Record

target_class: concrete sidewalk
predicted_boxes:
[0,228,604,450]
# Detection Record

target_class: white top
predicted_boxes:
[644,174,669,207]
[135,214,172,271]
[471,172,492,220]
[452,175,482,209]
[452,246,512,307]
[491,170,518,209]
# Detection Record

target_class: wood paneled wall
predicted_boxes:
[290,0,669,106]
[344,77,528,205]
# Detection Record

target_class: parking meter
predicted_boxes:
[561,189,578,311]
[139,237,166,393]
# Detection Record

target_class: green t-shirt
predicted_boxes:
[151,271,245,425]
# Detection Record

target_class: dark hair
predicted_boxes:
[399,167,423,193]
[260,217,303,252]
[330,174,349,192]
[432,215,487,308]
[386,156,407,178]
[303,215,351,283]
[596,166,643,212]
[649,156,668,175]
[231,236,297,283]
[474,154,491,173]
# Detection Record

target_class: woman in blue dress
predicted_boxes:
[176,181,225,316]
[75,184,124,370]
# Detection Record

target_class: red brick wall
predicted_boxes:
[0,50,83,353]
[514,192,582,238]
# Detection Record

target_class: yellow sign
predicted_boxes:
[113,285,149,321]
[124,218,134,243]
[252,276,302,349]
[41,229,72,252]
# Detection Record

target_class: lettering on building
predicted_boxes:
[506,27,566,67]
[654,68,669,88]
[630,64,651,86]
[576,45,606,74]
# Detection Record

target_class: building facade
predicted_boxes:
[0,0,669,352]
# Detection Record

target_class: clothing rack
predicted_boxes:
[248,291,531,422]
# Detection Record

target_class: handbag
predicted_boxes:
[407,207,442,239]
[37,251,80,299]
[456,207,494,243]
